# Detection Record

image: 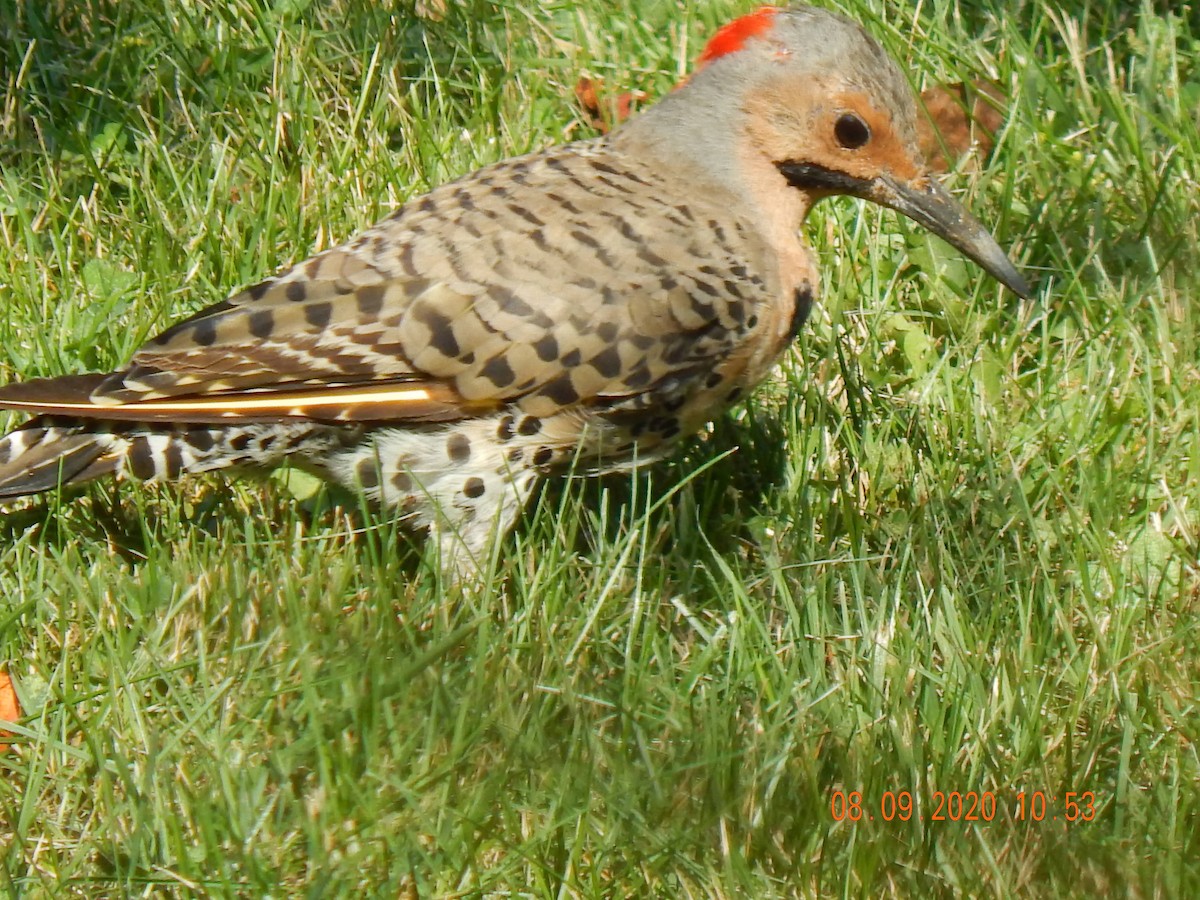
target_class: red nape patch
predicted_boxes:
[698,7,779,65]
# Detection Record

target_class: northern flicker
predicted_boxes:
[0,5,1030,576]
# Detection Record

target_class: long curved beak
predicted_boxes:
[778,162,1032,298]
[870,175,1031,298]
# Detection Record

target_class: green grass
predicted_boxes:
[2,0,1198,896]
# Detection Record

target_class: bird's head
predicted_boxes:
[687,5,1030,297]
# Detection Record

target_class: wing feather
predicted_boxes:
[14,141,775,424]
[0,375,470,423]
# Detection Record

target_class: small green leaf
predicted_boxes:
[89,122,129,160]
[81,258,137,301]
[273,467,325,501]
[901,327,934,377]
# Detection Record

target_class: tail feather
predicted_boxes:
[0,424,119,499]
[0,417,351,501]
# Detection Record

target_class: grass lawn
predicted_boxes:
[1,0,1198,895]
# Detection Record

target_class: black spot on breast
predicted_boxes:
[355,457,380,488]
[392,470,413,492]
[532,447,554,467]
[447,433,471,462]
[789,285,814,340]
[229,433,252,452]
[286,281,307,303]
[517,416,541,436]
[497,415,516,441]
[463,477,486,499]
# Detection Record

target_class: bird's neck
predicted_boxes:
[610,75,820,379]
[611,75,813,245]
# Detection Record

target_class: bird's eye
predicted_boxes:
[834,113,871,150]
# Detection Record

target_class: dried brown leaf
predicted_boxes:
[415,0,447,22]
[918,79,1008,173]
[574,76,645,134]
[0,670,19,753]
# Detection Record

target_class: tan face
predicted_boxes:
[746,78,924,192]
[745,74,1029,297]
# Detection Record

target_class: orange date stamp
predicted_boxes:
[829,789,1099,823]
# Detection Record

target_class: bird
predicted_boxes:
[0,4,1030,578]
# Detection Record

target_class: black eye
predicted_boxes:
[834,113,871,149]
